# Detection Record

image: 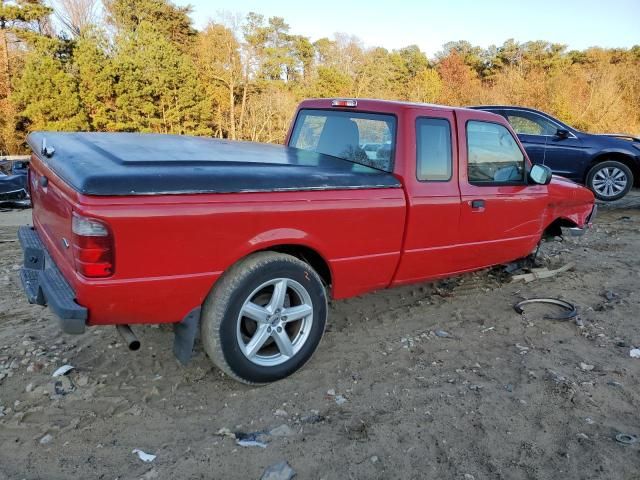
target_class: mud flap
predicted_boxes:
[173,307,201,365]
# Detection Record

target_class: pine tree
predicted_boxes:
[104,0,196,50]
[74,27,115,130]
[110,21,209,135]
[0,0,52,152]
[12,44,88,131]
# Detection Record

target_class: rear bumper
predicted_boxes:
[18,226,87,334]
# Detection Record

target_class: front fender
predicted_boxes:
[544,176,596,230]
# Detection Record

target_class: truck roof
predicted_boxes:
[297,98,494,116]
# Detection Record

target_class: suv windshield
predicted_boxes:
[289,109,396,172]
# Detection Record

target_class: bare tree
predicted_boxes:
[54,0,100,37]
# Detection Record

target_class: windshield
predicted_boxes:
[289,109,397,172]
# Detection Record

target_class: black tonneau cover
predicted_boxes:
[26,132,400,196]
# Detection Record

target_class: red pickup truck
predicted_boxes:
[18,99,595,384]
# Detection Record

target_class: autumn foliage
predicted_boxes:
[0,0,638,154]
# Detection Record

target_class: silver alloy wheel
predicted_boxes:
[236,278,314,367]
[591,166,628,198]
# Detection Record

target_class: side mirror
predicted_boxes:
[529,164,552,185]
[555,128,570,139]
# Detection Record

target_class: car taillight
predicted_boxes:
[71,213,114,278]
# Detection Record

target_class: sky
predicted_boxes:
[176,0,640,57]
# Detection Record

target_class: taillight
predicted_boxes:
[71,213,114,278]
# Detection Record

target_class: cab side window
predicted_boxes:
[467,121,525,184]
[416,117,452,181]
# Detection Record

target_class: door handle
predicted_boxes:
[470,199,485,209]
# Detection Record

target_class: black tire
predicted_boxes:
[201,252,327,384]
[586,160,633,201]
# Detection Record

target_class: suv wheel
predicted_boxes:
[201,252,327,384]
[586,160,633,201]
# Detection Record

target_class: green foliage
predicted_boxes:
[104,0,196,49]
[0,0,52,29]
[12,46,88,131]
[74,27,115,130]
[0,0,53,153]
[406,68,442,103]
[311,66,352,98]
[398,45,430,77]
[110,22,209,134]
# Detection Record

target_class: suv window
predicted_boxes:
[416,117,452,181]
[506,111,557,136]
[467,121,525,184]
[289,109,396,172]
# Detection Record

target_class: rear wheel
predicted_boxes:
[586,160,633,201]
[201,252,327,384]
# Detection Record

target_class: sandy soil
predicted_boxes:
[0,196,639,480]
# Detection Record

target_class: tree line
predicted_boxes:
[0,0,638,155]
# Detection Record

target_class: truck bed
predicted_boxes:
[26,132,400,196]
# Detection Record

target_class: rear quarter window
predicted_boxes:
[289,109,396,172]
[416,117,452,181]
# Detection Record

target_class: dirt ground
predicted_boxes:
[1,195,639,480]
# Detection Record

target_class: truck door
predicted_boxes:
[455,111,548,271]
[393,108,462,284]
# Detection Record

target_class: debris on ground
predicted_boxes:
[579,362,595,371]
[513,297,577,320]
[434,330,450,338]
[614,433,638,445]
[300,412,324,424]
[334,394,348,405]
[630,349,640,359]
[235,432,268,448]
[51,364,74,377]
[260,460,296,480]
[215,427,236,439]
[269,424,294,437]
[51,376,74,396]
[511,263,575,283]
[132,449,156,463]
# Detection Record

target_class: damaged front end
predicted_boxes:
[568,204,597,237]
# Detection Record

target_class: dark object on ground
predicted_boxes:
[235,431,269,448]
[513,298,577,320]
[469,105,640,201]
[614,433,638,445]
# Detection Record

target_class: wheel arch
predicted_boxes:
[256,243,333,291]
[542,217,579,239]
[586,152,639,186]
